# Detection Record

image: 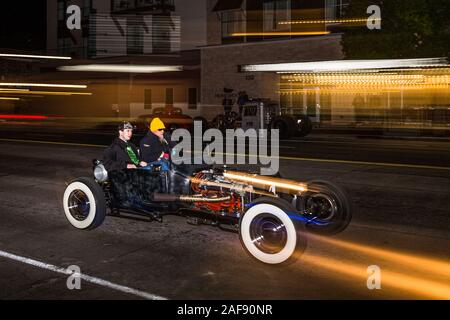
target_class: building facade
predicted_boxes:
[38,0,208,119]
[47,0,206,58]
[5,0,446,131]
[200,0,449,132]
[200,0,346,120]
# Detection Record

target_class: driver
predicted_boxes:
[103,121,147,172]
[139,118,174,171]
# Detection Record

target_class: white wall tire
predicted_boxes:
[240,198,307,265]
[63,177,106,230]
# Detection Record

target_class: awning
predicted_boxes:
[212,0,244,12]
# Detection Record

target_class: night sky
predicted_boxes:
[0,1,47,51]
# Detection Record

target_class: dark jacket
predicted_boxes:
[140,132,174,163]
[103,138,141,172]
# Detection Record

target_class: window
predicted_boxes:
[221,10,245,38]
[244,105,258,117]
[276,0,291,27]
[144,89,152,110]
[127,23,144,55]
[58,1,66,21]
[325,0,350,20]
[152,16,172,53]
[263,0,291,32]
[83,0,92,17]
[263,2,275,31]
[188,88,198,110]
[57,37,72,55]
[83,37,89,58]
[306,94,317,117]
[165,88,174,107]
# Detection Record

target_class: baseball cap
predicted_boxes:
[118,121,134,131]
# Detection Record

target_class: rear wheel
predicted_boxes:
[63,177,106,230]
[299,181,352,235]
[270,116,296,139]
[239,197,307,265]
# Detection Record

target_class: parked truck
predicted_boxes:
[212,99,313,139]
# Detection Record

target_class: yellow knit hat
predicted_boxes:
[150,117,166,131]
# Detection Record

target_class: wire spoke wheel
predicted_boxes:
[305,193,338,222]
[300,181,352,235]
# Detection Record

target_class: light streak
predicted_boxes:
[59,64,183,73]
[0,114,48,119]
[301,254,450,299]
[0,83,87,89]
[231,31,330,37]
[0,91,92,96]
[241,58,448,72]
[223,171,307,192]
[0,53,71,60]
[311,235,450,278]
[279,18,382,25]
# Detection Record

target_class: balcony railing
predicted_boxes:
[111,0,175,13]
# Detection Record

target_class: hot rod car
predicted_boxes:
[63,161,352,265]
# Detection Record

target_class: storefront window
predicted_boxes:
[188,88,198,110]
[165,88,174,107]
[144,89,152,110]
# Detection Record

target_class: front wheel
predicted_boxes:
[239,197,307,265]
[299,181,352,235]
[63,177,107,230]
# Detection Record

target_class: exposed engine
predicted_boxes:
[189,171,243,215]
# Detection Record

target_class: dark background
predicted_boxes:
[0,1,47,51]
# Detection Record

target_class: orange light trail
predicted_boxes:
[0,91,92,96]
[301,253,450,299]
[279,18,382,25]
[0,83,87,89]
[231,31,330,37]
[311,235,450,278]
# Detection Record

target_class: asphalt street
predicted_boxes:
[0,127,449,299]
[1,123,450,167]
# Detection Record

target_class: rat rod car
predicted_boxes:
[63,161,352,265]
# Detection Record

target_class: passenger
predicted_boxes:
[139,118,174,171]
[103,121,147,172]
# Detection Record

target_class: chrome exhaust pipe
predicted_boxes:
[152,193,231,203]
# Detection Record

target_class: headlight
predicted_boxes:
[94,164,108,183]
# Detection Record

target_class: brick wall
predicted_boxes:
[200,34,344,120]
